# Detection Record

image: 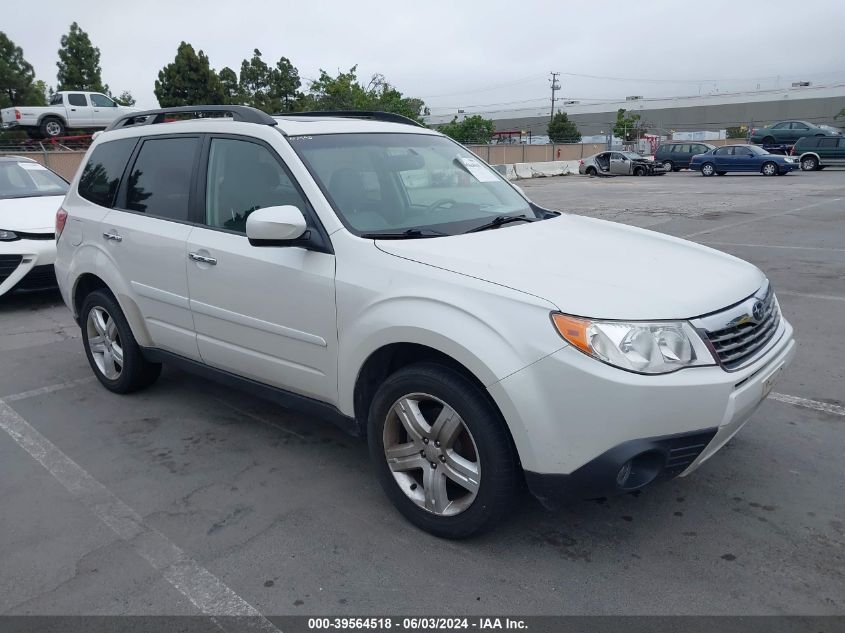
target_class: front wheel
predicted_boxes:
[368,363,518,539]
[701,162,716,177]
[761,161,778,176]
[81,290,161,393]
[662,160,673,172]
[801,155,819,171]
[634,166,646,176]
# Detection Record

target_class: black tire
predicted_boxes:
[368,362,518,539]
[585,166,596,176]
[662,160,673,172]
[761,161,778,176]
[801,155,819,171]
[634,166,645,176]
[701,162,716,177]
[80,289,161,394]
[762,136,775,145]
[39,116,66,138]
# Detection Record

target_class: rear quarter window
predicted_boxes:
[78,138,137,208]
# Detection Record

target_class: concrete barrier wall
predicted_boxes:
[493,160,580,180]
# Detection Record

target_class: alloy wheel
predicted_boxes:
[45,121,62,137]
[762,163,777,176]
[383,393,480,516]
[86,306,124,380]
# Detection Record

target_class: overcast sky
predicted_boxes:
[5,0,845,113]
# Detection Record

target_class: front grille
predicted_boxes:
[15,264,57,291]
[704,286,781,370]
[16,231,55,240]
[0,254,23,284]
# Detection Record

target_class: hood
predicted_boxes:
[0,195,63,232]
[376,215,765,320]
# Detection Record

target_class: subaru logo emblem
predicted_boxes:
[751,300,765,322]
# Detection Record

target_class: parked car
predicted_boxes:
[749,120,835,145]
[1,91,138,139]
[690,145,798,176]
[55,106,794,538]
[654,142,715,171]
[579,151,667,176]
[792,135,845,171]
[0,156,67,296]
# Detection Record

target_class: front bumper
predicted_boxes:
[0,237,57,296]
[488,318,795,499]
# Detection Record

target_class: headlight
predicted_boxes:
[551,313,716,374]
[0,229,20,241]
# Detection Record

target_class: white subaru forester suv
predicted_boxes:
[54,106,795,538]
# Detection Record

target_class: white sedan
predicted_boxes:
[0,156,68,297]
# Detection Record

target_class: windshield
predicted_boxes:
[0,161,69,199]
[289,133,535,236]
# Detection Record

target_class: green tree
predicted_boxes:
[613,108,643,142]
[726,125,748,139]
[114,90,135,106]
[0,32,46,107]
[154,42,225,107]
[271,56,301,112]
[303,66,424,120]
[547,110,581,143]
[56,22,107,92]
[218,67,241,104]
[239,49,274,111]
[438,115,495,144]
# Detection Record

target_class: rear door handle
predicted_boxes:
[188,252,217,265]
[102,231,122,242]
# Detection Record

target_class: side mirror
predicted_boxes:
[246,205,307,246]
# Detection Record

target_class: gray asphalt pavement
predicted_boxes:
[1,169,843,617]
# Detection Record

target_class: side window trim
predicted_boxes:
[113,133,202,225]
[195,133,333,253]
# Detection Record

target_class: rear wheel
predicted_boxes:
[701,162,716,177]
[761,161,778,176]
[80,290,161,393]
[801,155,819,171]
[762,136,775,145]
[368,363,518,539]
[585,166,596,176]
[39,116,65,138]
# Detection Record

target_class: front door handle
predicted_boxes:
[102,231,122,242]
[188,252,217,265]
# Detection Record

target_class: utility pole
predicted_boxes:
[549,72,560,122]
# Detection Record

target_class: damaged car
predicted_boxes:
[579,151,667,176]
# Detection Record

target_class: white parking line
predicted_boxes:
[3,376,96,402]
[683,197,843,239]
[769,392,845,417]
[0,399,280,631]
[701,241,845,253]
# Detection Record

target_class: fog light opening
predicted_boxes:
[617,451,664,491]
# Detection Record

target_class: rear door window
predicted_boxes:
[818,138,838,148]
[124,137,199,221]
[78,138,137,207]
[67,93,88,107]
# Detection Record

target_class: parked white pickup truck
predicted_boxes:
[1,91,138,139]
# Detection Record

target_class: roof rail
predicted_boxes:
[105,105,278,132]
[279,110,425,128]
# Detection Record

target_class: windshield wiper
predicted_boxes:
[464,214,537,234]
[360,228,448,239]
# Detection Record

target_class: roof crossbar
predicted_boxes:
[105,105,278,132]
[280,110,425,128]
